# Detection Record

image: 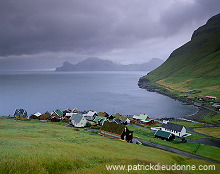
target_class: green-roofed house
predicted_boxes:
[138,114,149,120]
[100,121,133,142]
[49,109,64,122]
[93,116,107,126]
[140,118,154,125]
[212,104,220,111]
[155,130,175,141]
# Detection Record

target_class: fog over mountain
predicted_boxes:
[55,57,164,71]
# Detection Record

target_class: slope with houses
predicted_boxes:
[11,108,191,144]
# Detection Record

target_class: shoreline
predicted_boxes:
[138,77,215,123]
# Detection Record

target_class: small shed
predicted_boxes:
[155,130,175,141]
[100,121,133,142]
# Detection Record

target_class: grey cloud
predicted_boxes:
[0,0,219,70]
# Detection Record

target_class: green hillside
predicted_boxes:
[0,118,219,174]
[141,13,220,98]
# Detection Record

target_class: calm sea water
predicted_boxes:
[0,71,198,118]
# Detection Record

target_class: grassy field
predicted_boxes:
[202,113,220,125]
[0,118,219,174]
[127,125,220,162]
[168,121,209,128]
[194,127,220,138]
[155,77,220,99]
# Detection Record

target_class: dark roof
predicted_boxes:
[85,116,94,121]
[101,121,126,135]
[162,122,184,132]
[114,118,122,124]
[155,130,173,139]
[14,109,27,117]
[71,114,84,124]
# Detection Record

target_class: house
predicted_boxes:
[39,112,50,121]
[98,112,109,117]
[83,111,98,121]
[212,103,220,111]
[49,109,64,122]
[93,116,107,126]
[140,118,154,125]
[113,118,122,124]
[138,114,149,120]
[63,109,72,117]
[115,113,130,124]
[161,122,186,137]
[107,114,115,121]
[133,114,149,121]
[14,109,28,119]
[132,113,154,125]
[206,96,217,100]
[133,115,139,120]
[100,121,133,142]
[66,113,77,119]
[29,112,41,119]
[155,130,175,141]
[70,113,87,127]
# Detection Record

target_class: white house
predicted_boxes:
[66,113,77,119]
[161,122,186,137]
[70,114,87,128]
[83,111,98,121]
[133,115,139,120]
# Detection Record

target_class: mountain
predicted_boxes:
[55,57,163,71]
[139,13,220,98]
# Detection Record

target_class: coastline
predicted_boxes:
[138,77,214,122]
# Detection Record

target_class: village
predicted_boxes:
[12,107,192,144]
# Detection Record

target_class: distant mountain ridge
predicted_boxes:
[139,13,220,98]
[55,57,164,71]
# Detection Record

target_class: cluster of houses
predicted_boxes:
[12,108,139,143]
[12,108,190,143]
[12,109,155,126]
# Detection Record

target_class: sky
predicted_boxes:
[0,0,220,71]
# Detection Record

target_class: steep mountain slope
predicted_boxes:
[139,13,220,98]
[55,57,163,71]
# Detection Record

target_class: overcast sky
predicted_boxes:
[0,0,219,71]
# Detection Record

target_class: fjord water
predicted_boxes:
[0,71,197,118]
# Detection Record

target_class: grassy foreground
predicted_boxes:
[0,118,219,174]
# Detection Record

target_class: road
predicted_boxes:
[135,138,220,164]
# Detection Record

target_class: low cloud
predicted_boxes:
[0,0,219,70]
